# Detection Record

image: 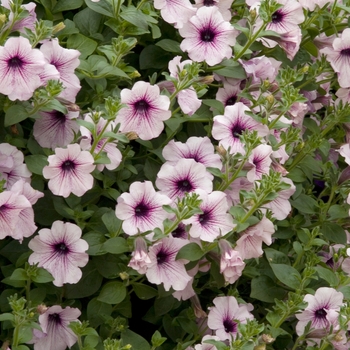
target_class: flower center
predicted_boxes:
[8,56,23,69]
[223,318,236,333]
[231,123,245,138]
[177,179,193,192]
[54,242,70,255]
[315,308,327,319]
[200,27,216,42]
[61,160,75,171]
[271,10,284,23]
[53,111,67,124]
[156,250,168,265]
[172,223,187,239]
[48,313,61,324]
[341,48,350,56]
[134,99,150,113]
[203,0,215,5]
[226,96,237,106]
[0,204,8,213]
[199,211,211,225]
[134,202,149,217]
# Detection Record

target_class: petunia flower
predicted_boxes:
[42,144,96,198]
[156,158,213,200]
[128,237,152,274]
[207,296,254,340]
[179,7,237,66]
[296,287,344,337]
[218,239,245,284]
[146,236,192,291]
[33,110,79,149]
[246,144,273,182]
[30,305,80,350]
[0,143,31,189]
[212,103,269,154]
[183,190,235,242]
[216,82,250,108]
[116,81,171,140]
[0,36,46,101]
[115,181,172,236]
[194,335,222,350]
[28,221,89,287]
[40,39,81,101]
[321,28,350,88]
[154,0,195,29]
[235,217,275,260]
[194,0,234,20]
[162,136,222,169]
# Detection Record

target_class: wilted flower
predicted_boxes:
[128,237,152,274]
[28,221,89,287]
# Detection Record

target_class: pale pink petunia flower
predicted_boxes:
[156,158,213,200]
[235,217,275,260]
[0,191,32,240]
[194,335,222,350]
[116,81,171,140]
[115,181,172,236]
[40,39,81,101]
[163,136,222,169]
[0,143,32,189]
[225,177,254,206]
[128,237,152,274]
[246,144,273,182]
[0,36,46,101]
[218,239,245,284]
[146,236,192,291]
[272,27,302,60]
[338,144,350,165]
[216,82,250,108]
[80,113,122,171]
[179,7,237,66]
[33,110,79,149]
[30,305,80,350]
[262,177,296,220]
[322,28,350,88]
[212,103,269,155]
[207,296,254,340]
[9,180,44,242]
[183,190,235,242]
[194,0,233,21]
[43,144,96,198]
[28,221,89,287]
[296,287,344,337]
[154,0,195,28]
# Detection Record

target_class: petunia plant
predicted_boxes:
[2,0,350,349]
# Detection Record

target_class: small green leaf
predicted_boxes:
[321,222,347,244]
[176,243,204,261]
[0,313,14,322]
[10,268,27,281]
[270,264,301,289]
[5,105,30,126]
[97,281,127,304]
[290,194,318,214]
[315,266,339,286]
[133,283,158,300]
[32,268,54,283]
[103,237,129,254]
[155,39,182,54]
[24,155,48,175]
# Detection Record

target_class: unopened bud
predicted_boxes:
[261,334,275,344]
[37,304,48,315]
[271,161,288,176]
[254,345,266,350]
[125,131,138,140]
[52,22,65,34]
[250,9,257,20]
[302,65,309,73]
[333,333,343,342]
[0,14,6,28]
[129,70,141,79]
[199,75,214,84]
[263,80,270,89]
[215,145,227,156]
[119,272,129,280]
[266,94,274,104]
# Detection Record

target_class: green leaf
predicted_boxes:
[103,237,129,254]
[314,266,339,286]
[155,39,182,54]
[270,264,301,289]
[0,313,14,322]
[139,45,172,69]
[87,298,113,327]
[84,232,107,255]
[321,222,347,244]
[97,281,127,304]
[151,330,167,348]
[4,105,30,126]
[133,283,158,300]
[251,275,286,303]
[176,243,204,261]
[85,0,113,16]
[328,205,349,220]
[32,268,54,283]
[67,34,98,59]
[73,7,104,38]
[24,155,48,175]
[290,194,318,214]
[121,329,150,350]
[53,0,83,12]
[10,268,27,281]
[303,41,318,57]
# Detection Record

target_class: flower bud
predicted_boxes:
[125,131,138,140]
[52,22,65,34]
[129,70,141,79]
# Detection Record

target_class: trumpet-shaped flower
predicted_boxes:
[31,305,80,350]
[115,181,172,236]
[28,221,89,287]
[183,190,235,242]
[33,110,79,149]
[246,144,273,182]
[146,236,192,291]
[179,7,237,66]
[116,81,171,140]
[0,36,46,101]
[43,144,95,198]
[156,158,213,200]
[207,296,254,340]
